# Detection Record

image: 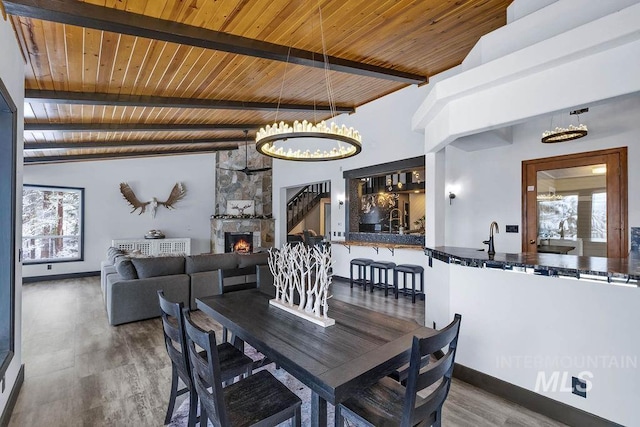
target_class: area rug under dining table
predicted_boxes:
[168,345,363,426]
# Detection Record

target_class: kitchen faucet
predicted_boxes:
[483,221,499,256]
[389,208,402,232]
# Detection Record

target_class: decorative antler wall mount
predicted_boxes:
[119,182,186,218]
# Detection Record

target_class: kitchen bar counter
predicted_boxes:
[347,232,425,246]
[425,246,640,283]
[332,240,423,256]
[423,247,640,426]
[333,240,424,250]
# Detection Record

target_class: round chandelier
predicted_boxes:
[255,120,361,161]
[541,124,588,143]
[541,108,588,143]
[255,2,362,162]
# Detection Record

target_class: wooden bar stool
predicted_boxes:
[350,258,373,290]
[369,261,396,296]
[393,264,425,303]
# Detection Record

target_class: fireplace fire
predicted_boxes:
[225,232,253,253]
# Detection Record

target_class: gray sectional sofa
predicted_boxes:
[101,249,271,326]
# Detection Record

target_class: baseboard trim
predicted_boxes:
[453,364,622,427]
[0,364,24,427]
[22,270,100,283]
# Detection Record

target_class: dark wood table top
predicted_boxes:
[197,289,434,404]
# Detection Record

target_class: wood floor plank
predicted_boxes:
[10,276,567,426]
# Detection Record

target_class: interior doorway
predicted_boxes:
[522,147,628,258]
[323,201,332,241]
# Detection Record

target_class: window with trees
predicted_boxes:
[591,191,607,241]
[537,194,579,239]
[22,185,84,264]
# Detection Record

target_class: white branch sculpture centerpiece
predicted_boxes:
[268,243,335,327]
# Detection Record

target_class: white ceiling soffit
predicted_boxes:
[412,0,640,153]
[449,127,512,152]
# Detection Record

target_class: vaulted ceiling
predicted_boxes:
[3,0,512,164]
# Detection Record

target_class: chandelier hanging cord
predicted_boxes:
[274,44,293,125]
[254,0,362,161]
[311,19,318,125]
[317,0,336,119]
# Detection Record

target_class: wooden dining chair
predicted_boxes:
[182,308,302,427]
[335,314,462,427]
[217,265,259,342]
[157,291,253,426]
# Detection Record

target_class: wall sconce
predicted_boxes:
[448,192,456,205]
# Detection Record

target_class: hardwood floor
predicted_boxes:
[10,277,566,426]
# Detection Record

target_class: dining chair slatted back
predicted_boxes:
[159,293,189,375]
[217,266,258,342]
[336,313,462,427]
[403,313,462,427]
[182,308,301,427]
[157,290,197,426]
[182,308,230,426]
[217,266,258,294]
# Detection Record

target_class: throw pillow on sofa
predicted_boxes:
[131,256,185,279]
[107,246,125,264]
[115,256,138,280]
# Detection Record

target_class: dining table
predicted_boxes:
[197,289,435,427]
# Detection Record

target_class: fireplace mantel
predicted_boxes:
[210,218,275,253]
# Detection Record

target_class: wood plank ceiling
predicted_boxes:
[4,0,512,164]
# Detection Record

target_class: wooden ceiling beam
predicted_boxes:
[24,138,245,150]
[24,146,237,164]
[4,0,426,84]
[24,90,355,113]
[24,123,262,132]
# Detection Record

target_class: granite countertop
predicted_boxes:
[425,246,640,283]
[346,232,425,246]
[332,240,424,250]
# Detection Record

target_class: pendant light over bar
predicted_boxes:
[541,108,589,143]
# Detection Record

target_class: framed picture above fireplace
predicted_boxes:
[226,200,255,216]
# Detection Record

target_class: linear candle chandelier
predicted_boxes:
[255,2,362,162]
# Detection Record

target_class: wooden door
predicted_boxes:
[522,147,628,258]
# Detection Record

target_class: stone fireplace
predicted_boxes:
[224,232,253,253]
[211,218,274,253]
[211,145,275,253]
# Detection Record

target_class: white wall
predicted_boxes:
[416,2,640,423]
[444,96,640,252]
[272,84,430,248]
[23,154,217,277]
[431,263,640,427]
[0,14,24,420]
[412,0,640,251]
